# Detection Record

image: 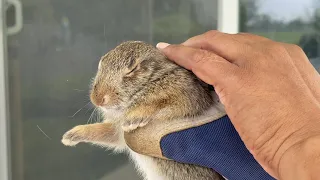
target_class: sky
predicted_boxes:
[258,0,315,21]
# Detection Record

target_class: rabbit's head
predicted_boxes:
[90,41,213,117]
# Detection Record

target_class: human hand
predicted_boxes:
[156,31,320,179]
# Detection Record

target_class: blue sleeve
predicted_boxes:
[160,115,275,180]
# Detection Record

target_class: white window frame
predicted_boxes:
[0,0,11,179]
[218,0,240,34]
[0,1,240,179]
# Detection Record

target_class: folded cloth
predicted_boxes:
[124,105,275,180]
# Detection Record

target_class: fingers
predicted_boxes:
[182,30,270,65]
[157,43,238,86]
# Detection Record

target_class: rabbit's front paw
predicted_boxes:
[121,118,150,132]
[61,125,87,146]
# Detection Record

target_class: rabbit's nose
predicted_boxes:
[90,93,110,107]
[101,95,110,105]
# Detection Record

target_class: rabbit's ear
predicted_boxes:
[61,123,123,149]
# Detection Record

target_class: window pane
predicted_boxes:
[240,0,320,71]
[6,0,218,180]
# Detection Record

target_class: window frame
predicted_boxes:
[0,0,11,179]
[218,0,239,34]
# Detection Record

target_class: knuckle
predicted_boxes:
[268,43,286,54]
[204,30,219,36]
[290,44,304,54]
[204,30,223,40]
[191,50,211,64]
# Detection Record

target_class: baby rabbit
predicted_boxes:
[62,41,224,180]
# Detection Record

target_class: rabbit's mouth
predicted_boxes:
[101,105,121,110]
[100,105,124,119]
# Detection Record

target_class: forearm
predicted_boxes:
[279,135,320,180]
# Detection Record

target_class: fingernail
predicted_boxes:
[156,42,170,49]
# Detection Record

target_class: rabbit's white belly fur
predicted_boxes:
[129,150,166,180]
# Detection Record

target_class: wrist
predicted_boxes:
[279,135,320,180]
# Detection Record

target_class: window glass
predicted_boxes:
[6,0,218,179]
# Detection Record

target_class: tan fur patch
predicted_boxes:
[62,123,118,146]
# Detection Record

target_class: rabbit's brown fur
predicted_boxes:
[62,41,224,180]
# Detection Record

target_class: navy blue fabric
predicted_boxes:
[160,115,275,180]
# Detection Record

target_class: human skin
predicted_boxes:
[156,31,320,179]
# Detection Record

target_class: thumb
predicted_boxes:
[156,42,238,86]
